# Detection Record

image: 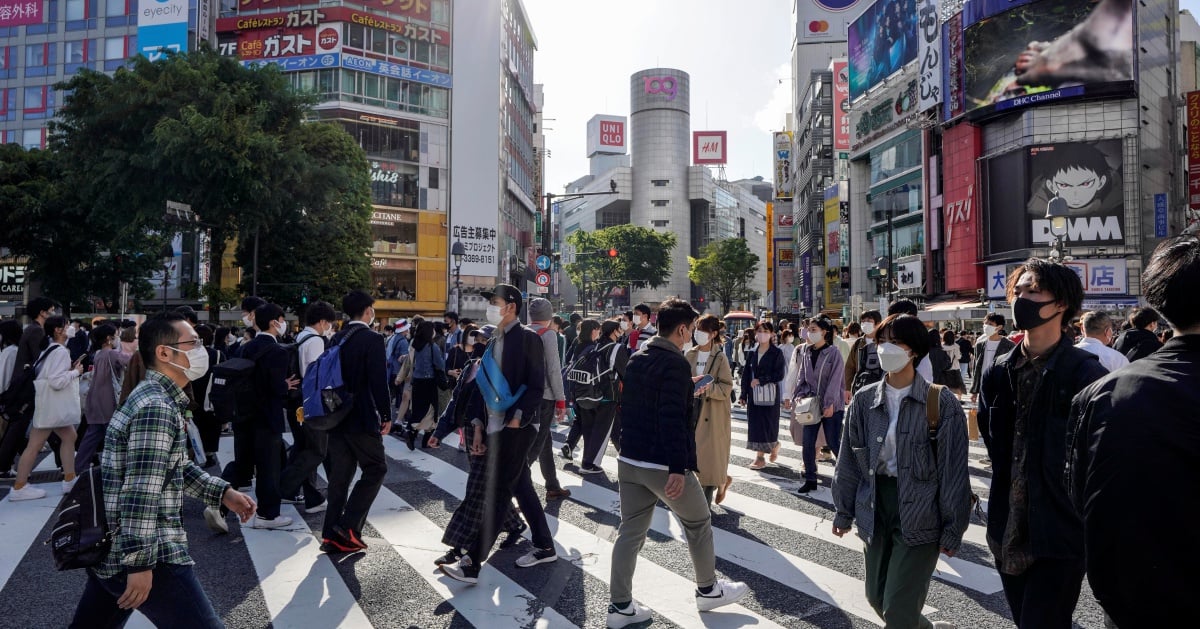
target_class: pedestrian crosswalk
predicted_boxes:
[0,417,1109,628]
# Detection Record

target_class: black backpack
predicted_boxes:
[566,342,617,410]
[284,333,327,404]
[851,340,884,393]
[45,465,112,570]
[0,345,62,423]
[208,356,258,423]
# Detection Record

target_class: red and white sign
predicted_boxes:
[317,27,340,52]
[535,272,551,287]
[218,8,451,46]
[0,0,42,27]
[1188,91,1200,211]
[941,123,983,292]
[778,214,794,227]
[586,114,627,157]
[238,0,431,23]
[693,131,728,165]
[831,59,850,151]
[237,26,326,59]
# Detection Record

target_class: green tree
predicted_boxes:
[688,238,760,314]
[564,225,676,308]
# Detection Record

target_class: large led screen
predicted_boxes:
[847,0,918,101]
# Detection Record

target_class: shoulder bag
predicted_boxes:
[792,349,826,427]
[750,351,777,406]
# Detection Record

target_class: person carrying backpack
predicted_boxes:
[278,301,337,516]
[560,319,602,461]
[572,320,628,474]
[844,310,885,404]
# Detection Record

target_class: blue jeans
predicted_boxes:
[802,411,844,482]
[70,563,224,629]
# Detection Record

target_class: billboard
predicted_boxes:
[0,264,26,296]
[941,123,983,292]
[773,132,793,200]
[236,25,341,59]
[942,10,965,120]
[776,242,796,313]
[848,0,918,101]
[1189,91,1200,211]
[796,0,866,42]
[831,59,850,151]
[849,76,917,150]
[217,8,451,45]
[587,115,626,157]
[824,190,845,308]
[1064,258,1128,295]
[238,0,432,22]
[963,0,1134,119]
[693,131,728,165]
[138,0,189,62]
[985,138,1126,254]
[916,0,942,112]
[0,0,42,27]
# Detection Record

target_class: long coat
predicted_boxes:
[686,345,734,488]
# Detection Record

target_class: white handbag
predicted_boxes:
[751,382,777,406]
[32,378,82,429]
[791,348,828,427]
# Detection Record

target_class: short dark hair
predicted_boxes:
[1143,235,1200,331]
[860,310,882,324]
[43,315,68,340]
[0,319,22,347]
[846,322,862,336]
[342,290,375,320]
[601,320,622,339]
[569,313,582,324]
[1128,306,1160,330]
[887,299,919,317]
[877,314,931,363]
[140,311,186,369]
[1005,258,1084,329]
[254,303,285,331]
[1080,311,1113,337]
[89,323,117,349]
[26,297,58,317]
[551,315,565,329]
[655,299,698,336]
[942,329,956,346]
[634,303,653,317]
[195,323,214,347]
[305,301,337,326]
[175,305,198,325]
[984,313,1006,328]
[241,296,267,314]
[443,311,459,322]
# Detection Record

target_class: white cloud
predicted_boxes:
[753,63,794,136]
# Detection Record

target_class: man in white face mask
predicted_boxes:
[626,304,657,353]
[844,310,885,404]
[232,296,267,359]
[970,313,1015,404]
[279,301,339,515]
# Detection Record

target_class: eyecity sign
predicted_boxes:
[643,76,678,101]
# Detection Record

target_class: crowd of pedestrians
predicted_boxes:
[1,236,1198,628]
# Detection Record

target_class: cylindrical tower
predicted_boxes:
[630,68,692,304]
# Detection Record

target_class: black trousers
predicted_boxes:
[322,430,387,539]
[998,558,1085,629]
[280,424,328,509]
[194,408,221,455]
[527,400,562,491]
[221,423,283,519]
[468,425,553,565]
[579,402,617,467]
[564,414,583,451]
[0,416,30,472]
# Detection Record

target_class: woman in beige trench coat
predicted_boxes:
[686,314,735,505]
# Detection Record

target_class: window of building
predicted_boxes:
[25,44,46,67]
[433,44,450,70]
[651,179,669,187]
[0,88,14,122]
[870,132,921,186]
[106,0,128,16]
[412,41,431,65]
[431,0,450,25]
[869,179,922,225]
[427,167,439,189]
[66,0,85,20]
[651,200,669,207]
[104,36,125,61]
[23,86,46,113]
[651,219,670,227]
[23,128,44,149]
[346,23,367,49]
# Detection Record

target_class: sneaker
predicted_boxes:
[696,578,750,612]
[434,548,463,566]
[560,445,574,460]
[282,494,305,505]
[580,464,605,475]
[62,478,77,493]
[499,524,527,549]
[515,547,557,568]
[545,488,572,500]
[440,557,480,585]
[304,500,327,514]
[320,537,359,554]
[249,514,294,529]
[335,526,369,550]
[606,601,652,628]
[0,470,16,482]
[6,485,47,501]
[204,506,229,534]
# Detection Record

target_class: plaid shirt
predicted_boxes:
[94,370,229,579]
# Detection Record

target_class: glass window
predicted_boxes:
[24,86,45,111]
[413,41,431,64]
[104,37,125,61]
[346,23,366,49]
[105,0,126,16]
[870,132,922,185]
[363,74,380,102]
[66,0,85,19]
[370,28,388,55]
[316,68,336,95]
[26,44,46,67]
[23,128,43,149]
[428,167,439,189]
[431,0,449,24]
[870,180,922,224]
[433,44,449,69]
[65,40,86,63]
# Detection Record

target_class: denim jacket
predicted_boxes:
[410,343,445,380]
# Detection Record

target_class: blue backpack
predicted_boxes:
[301,326,365,431]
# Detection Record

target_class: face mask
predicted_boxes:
[167,346,209,381]
[633,315,643,326]
[65,325,77,339]
[755,333,772,345]
[982,324,997,337]
[486,305,503,325]
[242,314,254,328]
[620,320,630,331]
[860,322,875,336]
[1012,297,1058,331]
[877,342,913,374]
[273,321,287,336]
[807,330,825,344]
[694,331,711,346]
[323,327,335,340]
[225,334,235,346]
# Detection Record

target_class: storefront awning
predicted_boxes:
[919,298,992,323]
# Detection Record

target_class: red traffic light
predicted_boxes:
[608,248,618,257]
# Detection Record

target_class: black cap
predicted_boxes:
[481,284,522,304]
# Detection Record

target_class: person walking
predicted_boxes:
[320,291,393,553]
[278,301,338,516]
[625,304,657,354]
[832,314,971,629]
[969,314,1016,452]
[1067,236,1200,628]
[685,314,734,505]
[955,331,973,382]
[0,297,60,478]
[607,299,748,627]
[69,312,257,629]
[576,320,629,475]
[402,320,445,450]
[560,318,601,462]
[785,317,847,494]
[74,324,131,471]
[844,310,885,404]
[978,259,1108,628]
[526,298,571,498]
[737,322,786,470]
[1073,311,1129,373]
[1111,306,1163,362]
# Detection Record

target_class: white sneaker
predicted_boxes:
[932,622,957,629]
[7,485,47,501]
[62,478,77,493]
[204,507,229,534]
[606,601,651,628]
[514,547,557,568]
[696,578,750,612]
[304,500,327,514]
[249,514,294,529]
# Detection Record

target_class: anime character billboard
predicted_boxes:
[1025,140,1125,247]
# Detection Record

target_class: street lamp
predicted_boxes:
[1046,196,1069,261]
[451,239,465,315]
[876,256,890,304]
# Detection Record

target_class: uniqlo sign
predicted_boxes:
[586,114,627,157]
[599,120,624,148]
[1188,91,1200,210]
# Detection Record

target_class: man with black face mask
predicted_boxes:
[977,259,1107,629]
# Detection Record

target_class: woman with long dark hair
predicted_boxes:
[736,321,786,470]
[404,320,445,450]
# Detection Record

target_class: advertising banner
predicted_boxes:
[237,0,432,23]
[693,131,728,165]
[0,264,26,296]
[848,0,918,101]
[963,0,1134,119]
[849,77,917,150]
[896,255,923,292]
[800,251,814,310]
[138,0,190,62]
[776,242,796,314]
[916,0,942,112]
[1065,258,1128,295]
[796,0,865,42]
[341,53,452,87]
[1188,91,1200,211]
[0,0,42,27]
[774,132,793,200]
[236,25,341,59]
[218,8,451,46]
[586,115,626,157]
[942,123,982,292]
[242,53,341,72]
[824,191,844,308]
[942,11,964,120]
[831,59,850,151]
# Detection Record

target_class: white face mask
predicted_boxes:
[877,342,914,374]
[633,315,643,327]
[860,322,875,336]
[273,321,287,336]
[755,332,772,345]
[486,304,503,326]
[225,334,235,346]
[620,320,630,331]
[982,324,997,337]
[65,325,77,339]
[323,326,335,340]
[167,346,209,381]
[807,330,825,345]
[242,314,254,329]
[694,330,711,346]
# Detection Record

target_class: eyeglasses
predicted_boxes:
[165,338,200,347]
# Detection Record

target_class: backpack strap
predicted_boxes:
[926,383,944,439]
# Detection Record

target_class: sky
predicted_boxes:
[521,0,795,195]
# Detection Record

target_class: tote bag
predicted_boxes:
[32,378,82,429]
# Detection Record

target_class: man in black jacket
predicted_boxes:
[970,313,1016,449]
[1067,236,1200,628]
[978,259,1107,628]
[1111,306,1163,362]
[321,291,393,553]
[606,299,748,628]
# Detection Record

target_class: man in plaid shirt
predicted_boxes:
[71,312,256,628]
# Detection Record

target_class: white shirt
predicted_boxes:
[0,345,17,394]
[877,382,912,477]
[916,356,933,383]
[983,339,1002,370]
[296,328,326,378]
[695,350,710,376]
[1076,337,1130,373]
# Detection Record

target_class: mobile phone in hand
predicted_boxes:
[693,374,714,392]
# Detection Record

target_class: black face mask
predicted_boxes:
[1012,297,1059,331]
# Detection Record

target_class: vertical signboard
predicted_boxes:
[766,203,775,305]
[942,123,981,291]
[776,243,796,313]
[831,59,850,152]
[1188,91,1200,211]
[801,251,814,311]
[693,131,728,165]
[138,0,190,62]
[0,0,43,27]
[916,0,942,112]
[774,132,793,200]
[942,11,964,121]
[824,188,844,309]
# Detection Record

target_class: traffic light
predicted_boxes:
[608,248,618,258]
[300,286,309,305]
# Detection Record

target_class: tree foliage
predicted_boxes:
[564,225,676,307]
[688,238,761,314]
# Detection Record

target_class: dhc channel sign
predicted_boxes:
[137,0,189,62]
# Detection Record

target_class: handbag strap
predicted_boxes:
[797,346,827,401]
